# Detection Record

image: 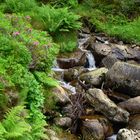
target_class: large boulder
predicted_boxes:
[51,85,71,104]
[79,68,108,87]
[117,128,140,140]
[54,117,72,128]
[102,55,120,69]
[105,62,140,96]
[127,115,140,130]
[89,43,112,64]
[81,116,113,140]
[111,44,140,61]
[86,88,129,122]
[57,49,87,69]
[63,68,79,82]
[118,96,140,114]
[89,43,140,66]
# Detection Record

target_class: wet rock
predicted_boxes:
[118,96,140,114]
[59,81,76,95]
[117,128,140,140]
[81,119,105,140]
[46,129,60,140]
[102,55,120,69]
[86,88,129,122]
[111,44,140,61]
[105,90,130,103]
[128,115,140,130]
[89,43,140,66]
[62,104,73,116]
[63,68,79,82]
[81,116,113,140]
[54,117,72,128]
[52,85,71,104]
[57,49,86,69]
[89,43,112,63]
[105,62,140,96]
[79,68,108,87]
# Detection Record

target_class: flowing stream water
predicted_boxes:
[52,32,97,94]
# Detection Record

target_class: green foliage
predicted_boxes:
[74,0,140,44]
[54,31,78,52]
[31,5,81,33]
[34,71,59,87]
[3,0,38,13]
[0,106,31,140]
[0,13,59,72]
[49,0,78,8]
[102,17,140,44]
[43,89,58,111]
[0,12,61,139]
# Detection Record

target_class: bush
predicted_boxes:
[53,31,78,52]
[48,0,78,8]
[0,12,60,139]
[3,0,38,13]
[31,5,81,33]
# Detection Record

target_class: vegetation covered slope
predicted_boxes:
[0,12,59,139]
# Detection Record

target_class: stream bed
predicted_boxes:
[50,29,140,140]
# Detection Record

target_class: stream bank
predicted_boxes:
[47,28,140,140]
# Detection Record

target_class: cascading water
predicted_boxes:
[86,51,96,70]
[51,31,96,96]
[78,32,96,70]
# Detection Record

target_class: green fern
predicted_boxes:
[0,106,32,140]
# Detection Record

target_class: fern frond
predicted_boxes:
[2,106,31,139]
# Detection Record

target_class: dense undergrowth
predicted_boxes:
[0,12,59,139]
[74,0,140,44]
[0,0,140,139]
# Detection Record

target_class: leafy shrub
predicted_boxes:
[54,31,78,52]
[31,5,81,33]
[0,106,31,139]
[49,0,78,8]
[0,12,60,139]
[3,0,38,13]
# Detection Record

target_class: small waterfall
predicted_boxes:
[78,32,96,70]
[52,59,65,72]
[86,51,96,70]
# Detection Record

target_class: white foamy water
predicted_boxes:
[78,33,96,70]
[106,135,117,140]
[59,81,76,94]
[86,51,96,69]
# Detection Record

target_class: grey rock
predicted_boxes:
[117,128,140,140]
[54,117,72,128]
[47,129,60,140]
[102,55,120,69]
[80,68,108,87]
[57,49,87,69]
[81,119,105,140]
[118,96,140,114]
[63,68,79,82]
[128,115,140,130]
[86,88,129,122]
[51,86,71,104]
[105,62,140,96]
